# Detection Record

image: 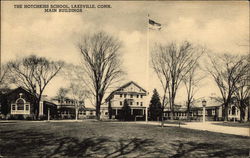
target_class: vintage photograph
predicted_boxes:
[0,1,249,157]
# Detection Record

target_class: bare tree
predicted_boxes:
[78,32,124,120]
[151,41,204,120]
[183,64,205,120]
[56,87,69,109]
[234,55,250,122]
[0,64,9,89]
[7,55,64,118]
[69,82,90,120]
[207,53,248,121]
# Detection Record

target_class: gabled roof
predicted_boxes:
[3,86,37,98]
[105,81,147,101]
[2,86,50,102]
[115,81,147,93]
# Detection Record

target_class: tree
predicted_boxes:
[234,55,250,122]
[207,53,248,121]
[56,87,69,108]
[151,41,204,120]
[149,89,162,121]
[7,55,64,119]
[121,99,131,121]
[183,64,205,120]
[0,64,9,89]
[78,31,124,120]
[69,82,90,120]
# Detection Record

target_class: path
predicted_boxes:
[135,121,250,137]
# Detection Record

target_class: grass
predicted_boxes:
[163,120,187,125]
[0,120,249,157]
[212,122,250,128]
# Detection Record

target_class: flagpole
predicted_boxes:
[145,14,150,122]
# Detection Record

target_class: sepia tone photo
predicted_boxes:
[0,1,249,157]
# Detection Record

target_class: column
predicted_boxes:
[48,108,50,121]
[39,101,44,115]
[203,106,205,123]
[245,106,248,122]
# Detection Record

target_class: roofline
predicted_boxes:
[105,81,147,101]
[3,86,37,98]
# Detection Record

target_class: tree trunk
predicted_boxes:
[161,110,164,128]
[186,101,191,121]
[170,99,174,120]
[224,103,229,121]
[239,102,245,122]
[186,110,190,121]
[34,98,40,120]
[96,97,101,120]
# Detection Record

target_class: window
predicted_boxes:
[137,95,139,98]
[90,111,93,115]
[120,94,122,98]
[120,101,123,106]
[12,105,15,110]
[17,99,24,110]
[232,106,236,115]
[25,105,29,111]
[130,102,133,105]
[140,95,143,98]
[124,94,127,98]
[140,102,143,106]
[105,112,108,115]
[83,111,86,115]
[212,110,215,115]
[137,102,139,105]
[130,94,133,98]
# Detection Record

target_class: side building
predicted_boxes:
[163,97,247,121]
[51,97,96,119]
[104,81,147,120]
[0,87,57,120]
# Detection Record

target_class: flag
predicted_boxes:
[149,19,161,30]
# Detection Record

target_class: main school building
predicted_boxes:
[102,81,148,120]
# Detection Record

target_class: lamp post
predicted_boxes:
[48,108,50,121]
[202,99,207,123]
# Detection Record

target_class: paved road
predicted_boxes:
[136,121,250,137]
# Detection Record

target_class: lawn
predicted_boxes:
[0,121,249,157]
[212,122,250,128]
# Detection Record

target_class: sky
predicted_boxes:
[1,1,249,106]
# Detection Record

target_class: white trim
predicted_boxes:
[39,101,43,115]
[11,98,30,115]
